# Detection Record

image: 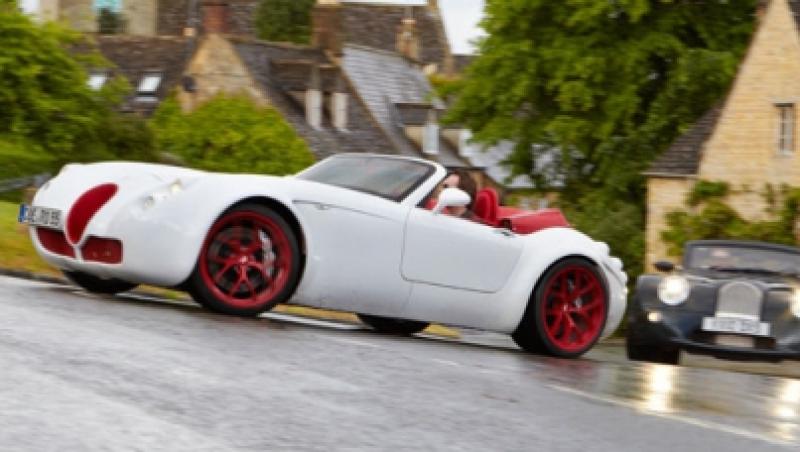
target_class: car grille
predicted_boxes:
[716,281,763,320]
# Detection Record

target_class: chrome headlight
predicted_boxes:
[658,275,690,306]
[143,178,183,210]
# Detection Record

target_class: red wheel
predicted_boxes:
[512,258,608,358]
[188,204,301,316]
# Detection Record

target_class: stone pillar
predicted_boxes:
[306,64,323,130]
[396,12,420,61]
[423,108,439,155]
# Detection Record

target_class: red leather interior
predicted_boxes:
[473,187,570,234]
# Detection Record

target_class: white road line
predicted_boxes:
[549,384,793,448]
[261,312,363,330]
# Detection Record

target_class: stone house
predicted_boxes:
[645,0,800,267]
[24,0,534,191]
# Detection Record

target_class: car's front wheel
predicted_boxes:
[358,314,429,335]
[188,203,302,316]
[63,270,138,295]
[512,257,608,358]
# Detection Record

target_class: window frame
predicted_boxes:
[776,102,795,156]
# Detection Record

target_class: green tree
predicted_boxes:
[150,95,315,175]
[254,0,315,44]
[0,9,154,171]
[445,0,757,276]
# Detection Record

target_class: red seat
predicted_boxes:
[473,188,499,225]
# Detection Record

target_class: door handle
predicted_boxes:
[314,203,330,211]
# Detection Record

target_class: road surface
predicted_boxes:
[0,275,798,451]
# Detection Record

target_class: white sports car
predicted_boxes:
[20,154,626,357]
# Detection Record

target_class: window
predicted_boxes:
[777,103,795,155]
[87,72,108,91]
[135,73,162,102]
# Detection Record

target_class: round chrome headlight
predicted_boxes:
[658,275,690,306]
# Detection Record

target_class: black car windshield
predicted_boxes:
[686,244,800,274]
[297,155,435,202]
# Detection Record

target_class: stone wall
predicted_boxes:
[179,34,267,111]
[645,177,695,268]
[698,0,800,221]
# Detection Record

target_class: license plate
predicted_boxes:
[702,316,770,336]
[18,204,63,229]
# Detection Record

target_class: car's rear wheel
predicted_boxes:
[63,270,138,295]
[188,203,301,316]
[358,314,429,335]
[512,258,608,358]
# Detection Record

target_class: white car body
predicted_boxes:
[28,155,626,339]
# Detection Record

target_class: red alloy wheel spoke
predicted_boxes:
[541,265,607,353]
[247,261,273,284]
[227,267,247,297]
[243,274,257,299]
[213,261,236,285]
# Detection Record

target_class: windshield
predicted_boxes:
[297,155,435,202]
[685,244,800,274]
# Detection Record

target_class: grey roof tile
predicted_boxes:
[342,44,468,167]
[646,105,723,176]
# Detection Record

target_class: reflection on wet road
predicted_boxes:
[1,275,799,451]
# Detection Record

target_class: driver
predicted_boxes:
[439,169,478,221]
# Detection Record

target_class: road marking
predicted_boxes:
[326,336,385,349]
[261,312,363,330]
[549,384,794,448]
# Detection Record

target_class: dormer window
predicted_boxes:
[777,103,795,155]
[87,71,108,90]
[136,73,162,101]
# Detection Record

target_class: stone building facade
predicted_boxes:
[645,0,800,267]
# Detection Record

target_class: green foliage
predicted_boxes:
[563,192,644,285]
[150,95,315,175]
[254,0,315,44]
[662,183,800,257]
[0,137,54,181]
[445,0,757,278]
[687,180,729,206]
[0,10,153,171]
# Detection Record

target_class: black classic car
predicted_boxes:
[627,240,800,365]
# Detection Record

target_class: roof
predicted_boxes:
[645,104,723,177]
[339,3,450,67]
[232,40,399,160]
[93,35,194,115]
[341,44,468,167]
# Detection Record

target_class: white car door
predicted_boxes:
[293,195,412,316]
[401,208,524,292]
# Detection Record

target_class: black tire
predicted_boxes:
[187,203,302,317]
[358,313,429,335]
[63,270,138,295]
[626,337,680,365]
[512,257,609,358]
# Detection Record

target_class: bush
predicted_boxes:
[150,95,314,175]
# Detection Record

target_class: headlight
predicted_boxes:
[791,290,800,318]
[143,179,183,209]
[658,275,690,306]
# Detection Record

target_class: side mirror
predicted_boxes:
[433,187,471,214]
[654,260,675,272]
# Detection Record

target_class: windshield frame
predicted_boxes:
[683,240,800,274]
[295,154,441,204]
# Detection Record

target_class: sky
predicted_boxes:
[18,0,487,55]
[439,0,486,55]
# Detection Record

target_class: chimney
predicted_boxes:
[306,64,323,130]
[396,8,420,60]
[423,108,439,155]
[332,74,348,131]
[756,0,769,21]
[312,2,342,56]
[202,0,228,34]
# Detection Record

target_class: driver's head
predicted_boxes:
[442,168,477,209]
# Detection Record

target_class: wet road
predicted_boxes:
[1,275,799,451]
